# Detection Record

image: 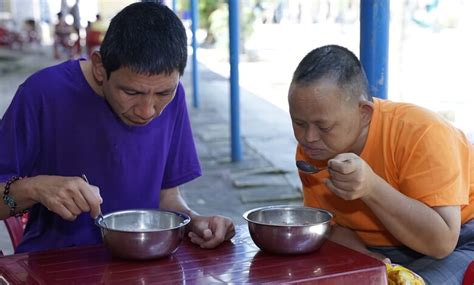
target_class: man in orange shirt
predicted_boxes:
[289,44,474,284]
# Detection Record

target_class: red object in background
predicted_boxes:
[85,30,102,56]
[0,27,22,48]
[0,225,387,284]
[0,27,8,46]
[463,261,474,285]
[3,214,28,250]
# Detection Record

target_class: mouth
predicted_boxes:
[126,118,150,126]
[301,145,327,158]
[122,113,155,126]
[302,145,325,152]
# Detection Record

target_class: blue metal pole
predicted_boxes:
[360,0,389,99]
[229,0,242,162]
[172,0,177,13]
[191,0,200,108]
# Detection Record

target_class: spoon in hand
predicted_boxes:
[81,174,107,228]
[296,160,328,174]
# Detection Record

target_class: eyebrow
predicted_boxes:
[291,116,330,124]
[156,86,177,94]
[118,84,177,94]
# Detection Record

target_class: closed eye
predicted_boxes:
[292,120,306,127]
[124,90,140,96]
[156,92,172,97]
[318,126,332,132]
[156,86,176,97]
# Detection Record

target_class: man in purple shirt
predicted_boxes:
[0,2,235,253]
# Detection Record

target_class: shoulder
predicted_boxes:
[376,99,452,137]
[25,60,82,90]
[375,99,470,159]
[25,60,80,87]
[14,60,84,106]
[378,99,437,121]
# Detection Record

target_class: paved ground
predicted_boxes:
[0,46,302,255]
[179,58,302,222]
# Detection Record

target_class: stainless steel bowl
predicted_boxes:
[95,209,190,260]
[243,205,333,255]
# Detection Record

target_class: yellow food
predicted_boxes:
[386,263,425,285]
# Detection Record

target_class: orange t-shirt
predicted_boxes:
[297,99,474,246]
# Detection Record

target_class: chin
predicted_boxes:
[307,153,331,161]
[122,118,149,126]
[131,121,149,126]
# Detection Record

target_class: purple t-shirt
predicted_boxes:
[0,60,201,253]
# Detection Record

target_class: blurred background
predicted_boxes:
[1,0,473,140]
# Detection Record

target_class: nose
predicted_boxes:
[134,96,156,120]
[304,125,321,143]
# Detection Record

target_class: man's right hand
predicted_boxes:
[12,175,102,221]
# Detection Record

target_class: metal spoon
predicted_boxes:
[296,160,328,174]
[81,174,107,228]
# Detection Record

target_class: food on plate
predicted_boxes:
[386,263,425,285]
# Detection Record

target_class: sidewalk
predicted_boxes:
[179,58,302,223]
[0,47,303,255]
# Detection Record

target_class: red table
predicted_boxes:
[0,225,387,284]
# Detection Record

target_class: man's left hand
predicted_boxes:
[187,215,235,248]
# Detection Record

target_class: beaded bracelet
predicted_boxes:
[3,176,28,217]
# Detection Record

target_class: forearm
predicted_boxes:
[362,176,459,258]
[328,225,369,254]
[159,187,199,219]
[329,225,390,262]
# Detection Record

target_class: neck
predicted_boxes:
[80,60,103,97]
[352,123,370,155]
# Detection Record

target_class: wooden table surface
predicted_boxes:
[0,225,387,284]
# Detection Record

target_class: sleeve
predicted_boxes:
[161,83,202,189]
[397,118,470,206]
[0,84,41,182]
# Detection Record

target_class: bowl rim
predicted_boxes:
[94,208,191,232]
[242,205,333,227]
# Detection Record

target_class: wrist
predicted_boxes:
[361,174,386,204]
[17,176,40,204]
[186,209,199,220]
[3,176,29,216]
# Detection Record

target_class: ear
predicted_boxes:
[359,99,374,127]
[90,51,106,85]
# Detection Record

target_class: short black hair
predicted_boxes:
[291,45,372,102]
[100,2,187,77]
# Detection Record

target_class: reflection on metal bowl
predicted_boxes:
[243,205,333,255]
[95,209,190,260]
